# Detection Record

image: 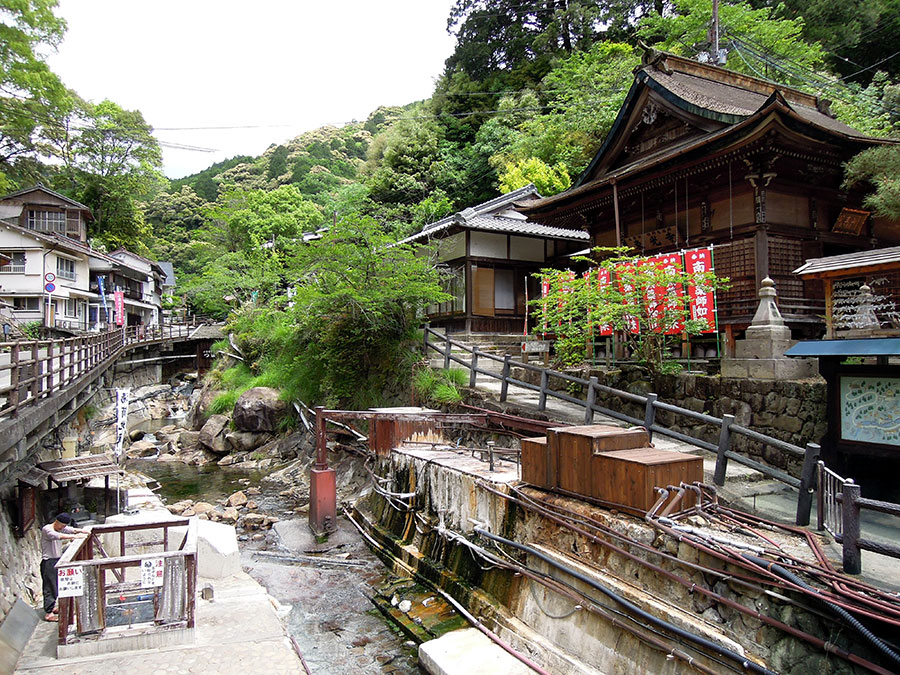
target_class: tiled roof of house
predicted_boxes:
[397,184,587,245]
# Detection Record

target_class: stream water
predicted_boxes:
[126,415,420,673]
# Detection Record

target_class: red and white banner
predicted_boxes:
[643,252,684,335]
[684,247,717,333]
[541,278,551,337]
[595,268,613,337]
[114,290,124,326]
[615,263,640,334]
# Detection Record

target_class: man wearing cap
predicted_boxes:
[40,513,89,622]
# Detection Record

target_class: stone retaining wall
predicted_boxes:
[511,365,827,477]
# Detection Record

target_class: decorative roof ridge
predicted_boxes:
[640,48,821,111]
[422,184,540,232]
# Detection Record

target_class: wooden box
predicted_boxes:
[553,425,650,496]
[592,448,703,512]
[520,436,550,487]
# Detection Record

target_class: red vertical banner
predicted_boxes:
[615,263,640,334]
[685,247,717,333]
[596,268,613,337]
[558,270,575,333]
[643,253,684,334]
[541,278,550,338]
[114,290,125,326]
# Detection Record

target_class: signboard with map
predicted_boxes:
[839,376,900,447]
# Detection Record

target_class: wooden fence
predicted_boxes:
[424,326,821,526]
[817,461,900,574]
[55,518,197,648]
[0,324,193,419]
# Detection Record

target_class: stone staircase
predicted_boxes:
[427,333,528,373]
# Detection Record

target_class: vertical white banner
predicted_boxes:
[114,388,130,457]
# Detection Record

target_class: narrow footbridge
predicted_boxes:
[0,324,218,482]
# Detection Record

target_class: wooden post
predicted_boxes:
[841,480,861,575]
[469,350,479,388]
[500,355,511,402]
[714,413,734,486]
[584,376,597,424]
[443,335,451,370]
[643,393,658,441]
[538,369,549,411]
[9,342,20,415]
[423,323,430,355]
[31,342,41,401]
[795,442,821,526]
[46,340,54,395]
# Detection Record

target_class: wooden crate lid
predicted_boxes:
[552,425,650,452]
[520,436,547,446]
[596,448,701,465]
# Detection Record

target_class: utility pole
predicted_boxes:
[712,0,719,57]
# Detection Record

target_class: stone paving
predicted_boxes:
[14,572,301,674]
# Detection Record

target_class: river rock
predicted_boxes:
[220,507,239,523]
[241,513,268,529]
[127,440,159,458]
[226,430,272,453]
[157,453,181,462]
[167,499,194,514]
[227,490,248,507]
[232,387,287,433]
[188,386,224,430]
[178,430,201,450]
[193,502,215,515]
[246,500,258,510]
[199,414,230,454]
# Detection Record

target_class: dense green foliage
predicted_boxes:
[5,0,900,405]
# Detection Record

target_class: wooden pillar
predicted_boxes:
[823,278,834,338]
[754,229,769,290]
[612,180,622,247]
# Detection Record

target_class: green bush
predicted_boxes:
[413,367,466,407]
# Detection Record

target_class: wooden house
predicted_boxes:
[399,184,589,335]
[518,49,900,351]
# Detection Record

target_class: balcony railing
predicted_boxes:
[0,264,25,273]
[57,270,77,282]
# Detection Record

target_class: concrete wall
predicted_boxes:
[365,448,881,674]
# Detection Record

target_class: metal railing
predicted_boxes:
[816,461,900,574]
[0,323,194,420]
[424,325,821,526]
[55,518,197,647]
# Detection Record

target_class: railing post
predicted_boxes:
[537,369,549,411]
[500,354,511,402]
[31,342,41,401]
[9,342,19,415]
[46,340,54,395]
[816,460,825,531]
[842,480,862,575]
[643,393,658,441]
[584,376,598,424]
[713,413,734,486]
[423,323,430,356]
[443,334,451,370]
[795,442,821,527]
[470,349,479,388]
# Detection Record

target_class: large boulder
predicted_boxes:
[198,414,230,454]
[187,386,224,430]
[226,430,273,453]
[232,387,288,433]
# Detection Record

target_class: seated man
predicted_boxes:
[40,513,89,621]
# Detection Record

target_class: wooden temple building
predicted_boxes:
[519,49,900,352]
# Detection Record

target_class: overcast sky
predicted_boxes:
[47,0,458,179]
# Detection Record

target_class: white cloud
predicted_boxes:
[48,0,457,178]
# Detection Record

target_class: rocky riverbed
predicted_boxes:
[99,376,420,673]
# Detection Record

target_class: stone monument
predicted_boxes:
[722,277,818,379]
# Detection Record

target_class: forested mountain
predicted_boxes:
[2,0,899,404]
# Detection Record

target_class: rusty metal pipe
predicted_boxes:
[484,484,893,674]
[660,485,685,517]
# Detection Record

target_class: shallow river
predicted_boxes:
[129,457,419,673]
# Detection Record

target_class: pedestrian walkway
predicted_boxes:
[468,367,900,592]
[14,572,301,674]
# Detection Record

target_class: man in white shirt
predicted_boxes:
[40,513,89,622]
